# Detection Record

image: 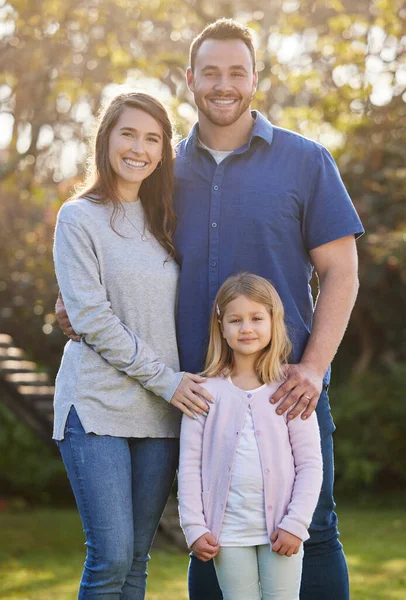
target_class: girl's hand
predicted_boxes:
[270,528,302,557]
[191,532,220,562]
[171,373,214,419]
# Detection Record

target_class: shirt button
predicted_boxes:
[264,468,270,474]
[267,504,273,510]
[214,185,219,191]
[211,261,217,267]
[211,222,217,228]
[255,430,261,436]
[247,393,252,399]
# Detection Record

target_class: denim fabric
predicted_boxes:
[57,406,179,599]
[188,391,349,600]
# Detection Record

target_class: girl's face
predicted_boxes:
[221,294,272,359]
[108,106,163,200]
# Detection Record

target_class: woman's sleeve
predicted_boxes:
[278,412,323,541]
[53,217,183,402]
[178,413,210,548]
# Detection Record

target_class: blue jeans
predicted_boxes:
[187,390,349,600]
[57,406,179,599]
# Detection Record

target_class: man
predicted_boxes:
[174,19,362,600]
[58,18,362,600]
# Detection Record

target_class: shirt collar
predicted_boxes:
[184,110,273,155]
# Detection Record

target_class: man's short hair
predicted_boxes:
[189,18,256,72]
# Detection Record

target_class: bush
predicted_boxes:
[332,364,406,494]
[0,403,72,505]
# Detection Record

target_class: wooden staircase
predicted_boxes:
[0,333,55,448]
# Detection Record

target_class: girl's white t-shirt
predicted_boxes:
[219,378,270,546]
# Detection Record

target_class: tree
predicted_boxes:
[0,0,404,377]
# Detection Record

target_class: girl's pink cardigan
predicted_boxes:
[178,376,323,548]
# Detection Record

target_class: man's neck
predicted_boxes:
[197,109,255,151]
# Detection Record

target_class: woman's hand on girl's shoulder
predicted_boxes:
[270,528,302,557]
[171,373,214,419]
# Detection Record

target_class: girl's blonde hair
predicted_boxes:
[203,272,292,383]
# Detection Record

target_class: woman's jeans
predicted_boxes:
[188,390,350,600]
[56,406,179,599]
[214,545,304,600]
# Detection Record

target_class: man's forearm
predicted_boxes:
[301,269,359,376]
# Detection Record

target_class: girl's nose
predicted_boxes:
[240,321,252,332]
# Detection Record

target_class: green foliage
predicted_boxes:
[333,364,406,493]
[0,404,71,504]
[0,0,405,496]
[0,0,405,375]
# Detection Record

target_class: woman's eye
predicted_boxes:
[122,132,133,137]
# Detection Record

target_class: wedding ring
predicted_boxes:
[304,394,311,400]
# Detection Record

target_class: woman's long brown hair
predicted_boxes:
[71,92,176,258]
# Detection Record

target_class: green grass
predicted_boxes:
[0,507,404,599]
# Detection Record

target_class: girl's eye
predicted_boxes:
[147,137,159,143]
[122,132,133,137]
[253,317,262,321]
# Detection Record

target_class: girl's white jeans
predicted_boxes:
[213,544,304,600]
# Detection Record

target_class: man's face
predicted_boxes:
[187,39,257,127]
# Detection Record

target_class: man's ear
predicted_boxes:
[252,71,258,95]
[186,67,195,93]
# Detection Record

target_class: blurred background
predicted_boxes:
[0,1,405,598]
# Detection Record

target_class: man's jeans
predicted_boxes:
[188,390,350,600]
[57,406,179,599]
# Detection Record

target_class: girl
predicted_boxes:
[53,92,211,599]
[178,272,323,600]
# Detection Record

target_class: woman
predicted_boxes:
[53,92,211,599]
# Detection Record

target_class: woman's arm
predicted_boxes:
[278,412,323,541]
[178,413,211,548]
[54,215,183,402]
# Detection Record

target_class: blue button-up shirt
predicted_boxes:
[173,111,364,381]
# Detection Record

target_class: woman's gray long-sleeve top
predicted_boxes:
[53,197,183,441]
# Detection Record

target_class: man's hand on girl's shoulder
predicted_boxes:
[270,527,302,557]
[191,532,220,562]
[270,362,323,420]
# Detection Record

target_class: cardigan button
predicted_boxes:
[267,504,273,510]
[247,393,253,399]
[255,430,261,436]
[264,468,270,474]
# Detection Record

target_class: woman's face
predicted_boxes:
[108,106,163,200]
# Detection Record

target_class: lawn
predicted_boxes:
[0,506,405,599]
